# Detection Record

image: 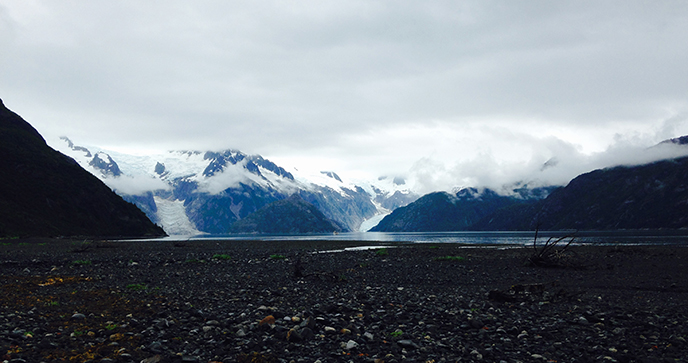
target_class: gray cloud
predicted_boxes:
[2,1,688,192]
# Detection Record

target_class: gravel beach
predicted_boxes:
[0,238,686,363]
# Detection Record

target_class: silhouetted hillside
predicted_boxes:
[0,99,166,238]
[370,188,546,232]
[457,157,688,231]
[529,157,688,230]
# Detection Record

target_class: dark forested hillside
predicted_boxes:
[529,157,688,230]
[229,194,343,233]
[370,188,541,232]
[0,99,166,238]
[387,157,688,232]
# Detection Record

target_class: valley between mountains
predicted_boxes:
[5,97,688,238]
[56,134,688,236]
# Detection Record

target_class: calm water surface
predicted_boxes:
[146,231,688,246]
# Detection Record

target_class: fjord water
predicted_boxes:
[151,230,688,246]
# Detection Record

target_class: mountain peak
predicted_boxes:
[320,171,342,182]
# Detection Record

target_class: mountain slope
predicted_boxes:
[56,138,415,234]
[530,156,688,230]
[230,194,343,233]
[0,99,166,238]
[370,187,549,232]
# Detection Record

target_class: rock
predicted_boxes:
[468,318,485,329]
[398,339,419,349]
[71,313,86,320]
[300,327,315,341]
[148,341,163,353]
[259,315,276,326]
[470,349,483,360]
[345,340,358,349]
[286,328,302,342]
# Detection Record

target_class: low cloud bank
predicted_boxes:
[406,135,688,196]
[105,174,170,196]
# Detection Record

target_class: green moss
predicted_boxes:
[71,260,92,265]
[434,256,465,261]
[125,283,147,291]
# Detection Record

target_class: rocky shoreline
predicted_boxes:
[0,238,686,362]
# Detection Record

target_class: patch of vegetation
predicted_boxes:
[71,260,92,265]
[390,329,403,337]
[269,254,286,260]
[105,324,118,330]
[375,248,388,256]
[212,254,232,260]
[46,301,59,306]
[125,283,147,291]
[434,255,465,261]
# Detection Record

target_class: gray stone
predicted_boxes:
[71,313,86,320]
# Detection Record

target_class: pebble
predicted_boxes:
[2,240,686,363]
[71,313,86,320]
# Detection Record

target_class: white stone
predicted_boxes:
[345,340,358,349]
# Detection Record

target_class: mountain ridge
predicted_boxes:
[376,150,688,232]
[0,99,166,238]
[56,137,417,234]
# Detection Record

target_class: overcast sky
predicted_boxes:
[2,1,688,193]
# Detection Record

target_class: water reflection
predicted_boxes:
[145,230,688,246]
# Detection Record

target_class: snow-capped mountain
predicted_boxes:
[54,137,417,235]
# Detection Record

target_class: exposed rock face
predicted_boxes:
[229,194,343,233]
[0,99,166,238]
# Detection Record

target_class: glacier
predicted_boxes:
[52,137,418,235]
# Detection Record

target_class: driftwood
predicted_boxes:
[527,227,576,267]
